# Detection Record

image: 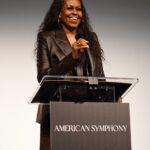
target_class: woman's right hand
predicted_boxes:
[72,38,89,59]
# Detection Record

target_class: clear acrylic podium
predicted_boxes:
[30,76,138,150]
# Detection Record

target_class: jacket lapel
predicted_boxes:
[53,29,95,76]
[54,29,72,57]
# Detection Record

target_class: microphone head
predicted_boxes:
[75,28,84,40]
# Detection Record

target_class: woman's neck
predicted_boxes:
[61,24,77,36]
[61,25,77,46]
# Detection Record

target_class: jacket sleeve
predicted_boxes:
[36,33,79,82]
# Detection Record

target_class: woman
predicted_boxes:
[35,0,105,149]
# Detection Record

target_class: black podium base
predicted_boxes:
[50,102,131,150]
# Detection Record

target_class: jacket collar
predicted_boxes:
[51,28,95,75]
[54,28,72,57]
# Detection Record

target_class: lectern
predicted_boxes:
[30,76,138,150]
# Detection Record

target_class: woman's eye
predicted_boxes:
[77,7,82,11]
[66,6,82,11]
[66,6,73,10]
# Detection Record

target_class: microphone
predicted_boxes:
[75,29,91,76]
[75,29,87,60]
[75,28,85,40]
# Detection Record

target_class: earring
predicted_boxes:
[82,19,85,23]
[58,18,60,24]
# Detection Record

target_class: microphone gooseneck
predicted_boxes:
[75,29,91,76]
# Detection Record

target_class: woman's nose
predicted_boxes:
[72,8,78,14]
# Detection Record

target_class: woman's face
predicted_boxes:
[59,0,83,31]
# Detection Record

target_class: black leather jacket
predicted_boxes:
[36,28,105,124]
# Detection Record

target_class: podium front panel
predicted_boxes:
[50,102,131,150]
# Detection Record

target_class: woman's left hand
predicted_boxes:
[71,38,89,59]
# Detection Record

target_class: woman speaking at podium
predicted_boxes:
[35,0,105,149]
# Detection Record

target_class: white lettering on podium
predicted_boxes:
[54,125,128,133]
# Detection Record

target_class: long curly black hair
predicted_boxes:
[36,0,104,75]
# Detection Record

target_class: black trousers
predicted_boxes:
[40,125,50,150]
